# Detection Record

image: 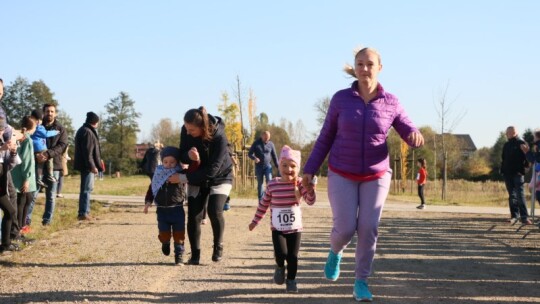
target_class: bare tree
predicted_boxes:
[434,81,466,200]
[293,119,307,147]
[233,75,246,148]
[314,96,331,127]
[150,118,181,147]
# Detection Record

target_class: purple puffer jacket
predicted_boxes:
[304,82,419,176]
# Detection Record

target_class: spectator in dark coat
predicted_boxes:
[501,126,531,225]
[140,141,163,180]
[74,112,102,221]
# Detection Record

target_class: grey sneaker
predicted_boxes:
[285,279,298,293]
[273,266,285,285]
[416,204,425,210]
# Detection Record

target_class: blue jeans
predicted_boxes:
[78,171,95,217]
[28,170,60,225]
[255,164,273,201]
[504,174,529,221]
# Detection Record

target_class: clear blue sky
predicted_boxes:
[2,1,539,148]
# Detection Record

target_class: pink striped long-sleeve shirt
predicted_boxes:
[251,177,316,233]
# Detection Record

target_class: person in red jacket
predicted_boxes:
[416,158,428,209]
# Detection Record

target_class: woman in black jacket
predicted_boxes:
[0,125,22,252]
[171,106,233,265]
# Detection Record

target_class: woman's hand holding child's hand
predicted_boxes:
[302,174,314,193]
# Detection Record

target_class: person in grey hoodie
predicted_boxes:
[302,47,424,302]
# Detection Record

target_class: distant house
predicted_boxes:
[453,134,477,157]
[438,133,477,157]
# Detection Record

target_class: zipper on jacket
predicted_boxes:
[361,102,367,172]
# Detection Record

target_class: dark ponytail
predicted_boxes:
[184,106,214,141]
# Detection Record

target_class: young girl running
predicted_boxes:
[248,145,316,293]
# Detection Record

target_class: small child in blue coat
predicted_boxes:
[30,109,59,188]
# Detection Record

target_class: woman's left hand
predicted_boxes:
[407,131,424,148]
[168,173,188,184]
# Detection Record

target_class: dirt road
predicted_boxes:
[0,198,539,303]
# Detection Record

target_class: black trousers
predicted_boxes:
[187,187,227,251]
[17,192,34,229]
[0,195,15,247]
[417,184,425,205]
[272,230,301,280]
[8,174,19,239]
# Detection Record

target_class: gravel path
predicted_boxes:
[0,198,539,304]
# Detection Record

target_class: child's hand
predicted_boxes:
[143,203,151,214]
[248,222,257,231]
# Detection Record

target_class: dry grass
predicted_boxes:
[59,174,519,207]
[388,179,512,207]
[23,197,106,242]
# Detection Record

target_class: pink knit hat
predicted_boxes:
[279,145,301,165]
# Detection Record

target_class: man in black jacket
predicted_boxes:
[31,104,68,226]
[74,112,102,221]
[501,126,531,224]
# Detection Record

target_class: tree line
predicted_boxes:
[3,76,536,182]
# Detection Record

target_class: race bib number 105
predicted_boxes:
[271,205,303,231]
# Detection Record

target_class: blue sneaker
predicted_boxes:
[353,279,373,302]
[324,249,342,281]
[223,202,230,211]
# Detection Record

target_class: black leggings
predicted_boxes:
[272,230,301,280]
[418,184,425,205]
[0,195,15,246]
[17,192,34,229]
[187,187,227,251]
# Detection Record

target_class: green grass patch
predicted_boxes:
[61,175,149,196]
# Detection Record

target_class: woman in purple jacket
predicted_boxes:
[302,47,424,302]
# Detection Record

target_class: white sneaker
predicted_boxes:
[416,204,425,210]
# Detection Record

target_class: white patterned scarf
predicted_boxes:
[151,165,181,197]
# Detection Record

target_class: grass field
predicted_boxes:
[58,174,521,207]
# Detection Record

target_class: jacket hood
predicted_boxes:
[209,114,225,138]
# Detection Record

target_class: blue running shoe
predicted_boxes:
[324,249,342,281]
[353,279,373,302]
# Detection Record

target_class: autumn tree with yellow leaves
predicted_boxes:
[218,92,243,150]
